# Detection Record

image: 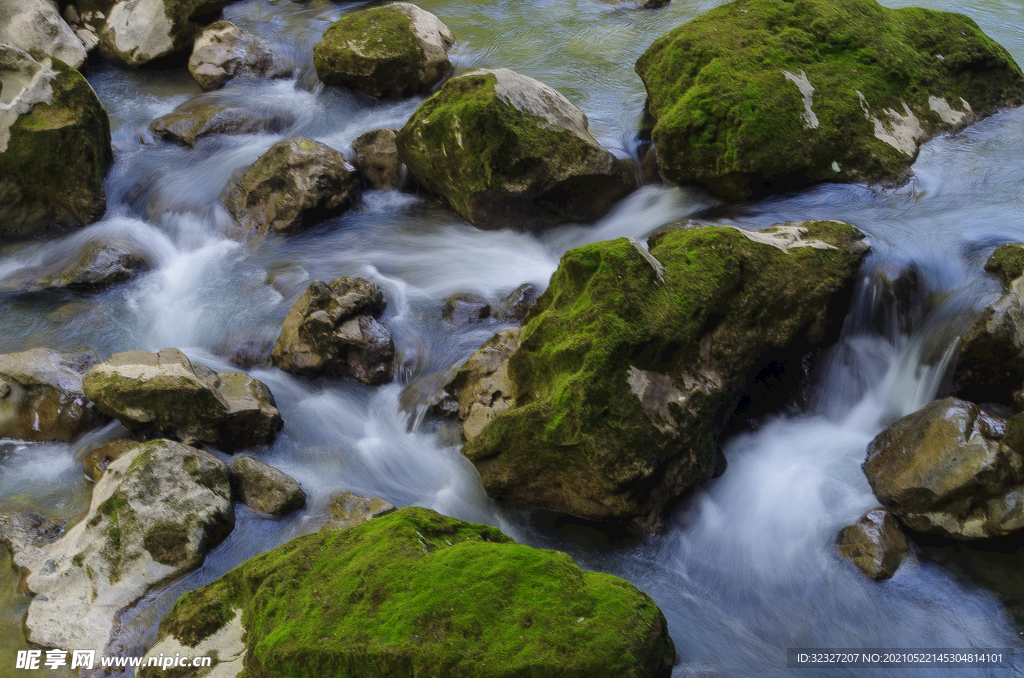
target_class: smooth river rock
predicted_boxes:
[98,0,232,67]
[351,127,403,190]
[13,439,233,653]
[0,0,87,69]
[863,397,1024,539]
[313,2,455,99]
[836,507,910,580]
[230,455,307,516]
[188,21,281,91]
[397,68,634,231]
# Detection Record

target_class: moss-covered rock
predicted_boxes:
[99,0,232,66]
[222,137,359,235]
[12,439,233,653]
[396,68,634,231]
[634,0,1024,200]
[955,244,1024,405]
[863,397,1024,539]
[313,3,455,99]
[836,507,909,580]
[142,507,674,678]
[271,277,395,384]
[0,348,105,442]
[0,47,111,233]
[82,348,283,451]
[451,222,867,532]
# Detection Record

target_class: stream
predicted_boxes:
[2,0,1024,675]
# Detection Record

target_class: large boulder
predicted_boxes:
[188,21,281,91]
[863,397,1024,539]
[634,0,1024,200]
[312,2,454,99]
[230,455,306,516]
[836,507,910,580]
[0,0,87,69]
[140,507,674,678]
[149,92,297,147]
[955,244,1024,405]
[396,68,634,231]
[98,0,232,67]
[447,222,867,532]
[11,439,233,653]
[82,348,283,451]
[271,277,395,384]
[0,348,105,442]
[222,137,359,235]
[0,47,111,233]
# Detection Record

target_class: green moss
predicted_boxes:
[984,244,1024,290]
[96,489,140,584]
[144,521,191,566]
[634,0,1024,199]
[157,507,673,677]
[462,222,866,524]
[0,58,112,232]
[313,6,428,98]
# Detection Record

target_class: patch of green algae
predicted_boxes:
[158,507,673,678]
[984,243,1024,290]
[635,0,1024,199]
[463,222,866,524]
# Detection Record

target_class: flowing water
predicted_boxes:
[2,0,1024,675]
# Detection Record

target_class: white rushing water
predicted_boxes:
[1,0,1024,675]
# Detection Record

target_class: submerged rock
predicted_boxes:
[398,68,634,231]
[222,137,359,235]
[494,282,539,322]
[351,127,404,190]
[397,67,630,231]
[150,92,297,147]
[82,438,138,481]
[442,292,491,326]
[0,348,104,442]
[0,0,87,69]
[1,239,148,292]
[955,244,1024,405]
[313,3,454,98]
[271,277,395,384]
[142,507,675,678]
[0,47,112,233]
[317,491,396,531]
[13,439,233,653]
[863,397,1024,539]
[230,455,306,516]
[82,348,283,451]
[634,0,1024,200]
[449,222,867,532]
[188,21,281,91]
[98,0,232,66]
[837,508,910,580]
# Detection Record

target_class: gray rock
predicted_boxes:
[352,127,403,190]
[98,0,232,67]
[271,277,395,385]
[0,0,87,68]
[82,348,283,451]
[0,509,63,554]
[493,283,538,322]
[188,21,281,91]
[223,137,359,235]
[442,293,490,325]
[1,239,148,291]
[0,348,105,442]
[230,456,306,516]
[837,507,910,580]
[13,439,233,653]
[317,491,396,531]
[864,397,1024,539]
[150,92,297,147]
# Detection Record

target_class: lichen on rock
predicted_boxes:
[635,0,1024,200]
[144,507,675,677]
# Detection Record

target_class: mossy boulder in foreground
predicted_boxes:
[397,68,634,231]
[142,507,674,678]
[450,222,867,532]
[0,47,111,233]
[313,3,455,99]
[635,0,1024,200]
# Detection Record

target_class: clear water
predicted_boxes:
[2,0,1024,675]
